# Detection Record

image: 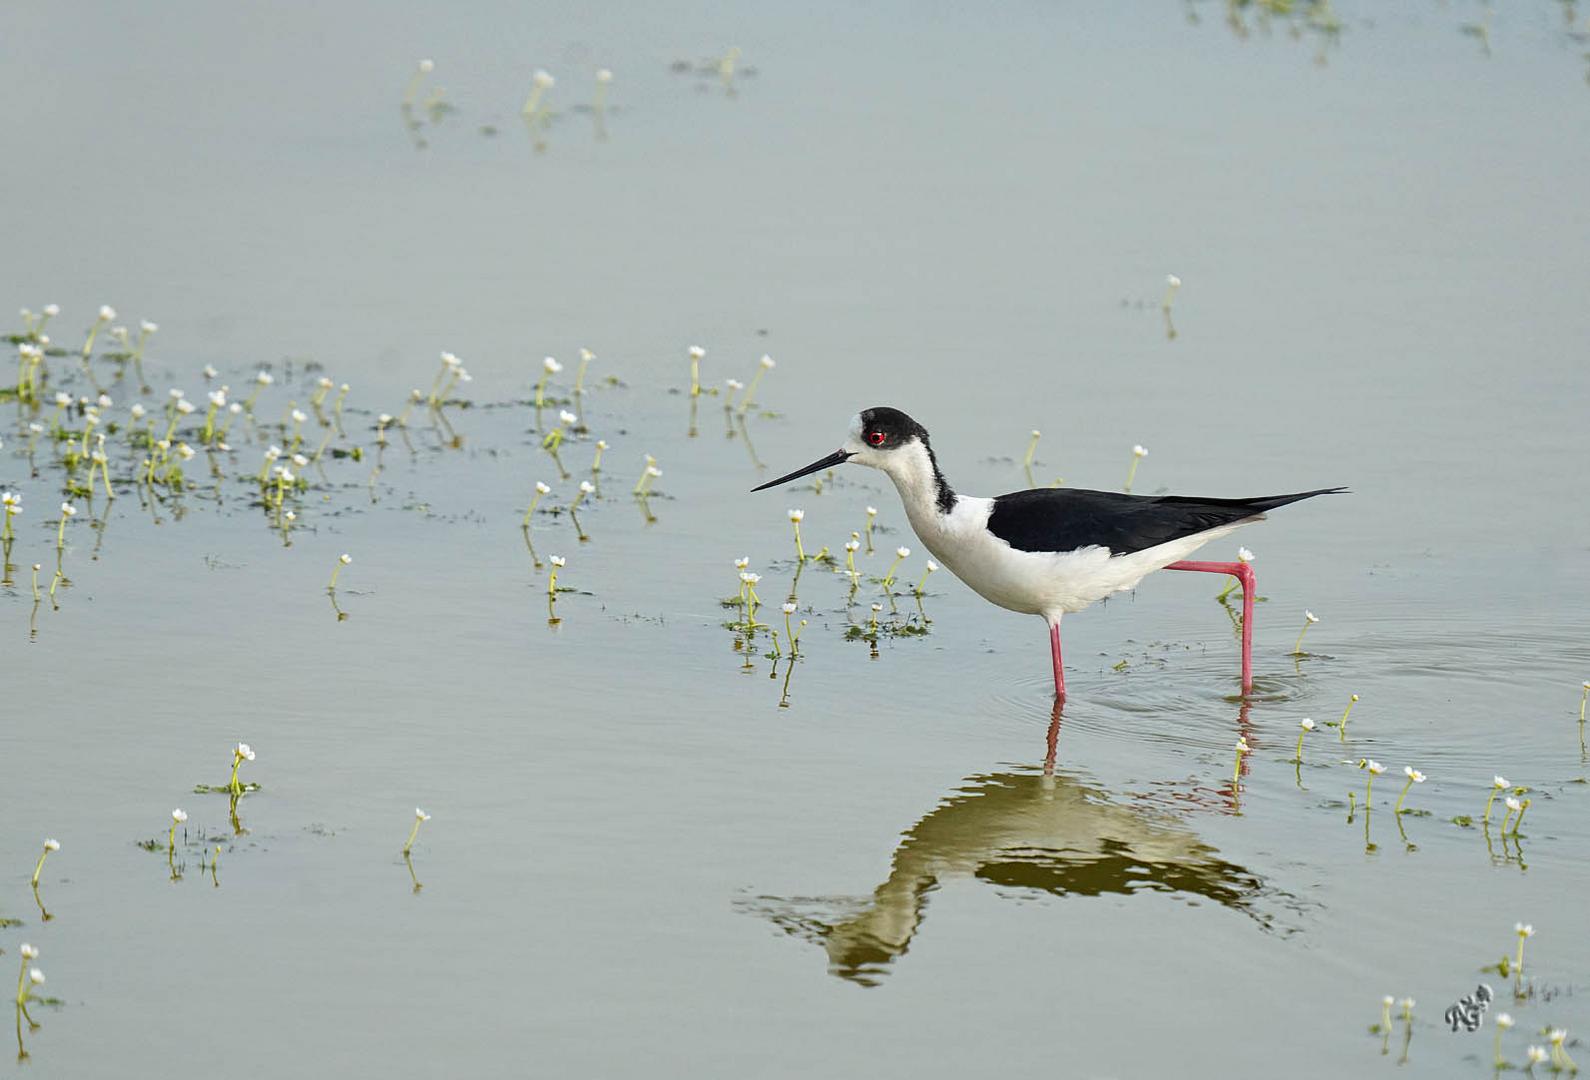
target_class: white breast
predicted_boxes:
[902,495,1245,621]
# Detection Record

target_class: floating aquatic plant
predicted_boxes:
[881,546,910,590]
[14,945,43,1007]
[1,490,20,542]
[168,808,187,854]
[1514,923,1535,979]
[914,560,937,596]
[54,502,75,551]
[739,354,774,414]
[403,807,431,855]
[1360,758,1385,804]
[403,58,435,107]
[591,439,608,473]
[1483,775,1508,827]
[687,345,705,397]
[536,356,561,408]
[329,552,352,591]
[571,479,595,512]
[1293,609,1320,655]
[524,480,552,526]
[1549,1029,1576,1072]
[788,508,806,562]
[1161,274,1181,312]
[1495,1013,1514,1069]
[30,840,59,888]
[1124,444,1147,493]
[228,743,256,795]
[1335,693,1359,741]
[1395,766,1425,814]
[522,68,554,120]
[548,554,565,596]
[1233,737,1249,785]
[1293,717,1314,764]
[864,506,878,552]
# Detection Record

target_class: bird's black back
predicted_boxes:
[985,487,1345,556]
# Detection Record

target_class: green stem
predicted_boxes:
[403,817,423,855]
[30,852,47,888]
[1394,777,1412,814]
[1483,787,1499,826]
[1293,622,1311,655]
[792,521,805,563]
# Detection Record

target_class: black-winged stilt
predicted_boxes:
[753,407,1342,698]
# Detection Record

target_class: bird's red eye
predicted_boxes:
[867,430,886,446]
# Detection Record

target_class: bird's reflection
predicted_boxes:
[745,703,1274,986]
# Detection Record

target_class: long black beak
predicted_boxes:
[751,448,853,492]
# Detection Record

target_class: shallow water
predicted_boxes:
[4,2,1590,1077]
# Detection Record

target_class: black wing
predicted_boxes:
[985,487,1345,556]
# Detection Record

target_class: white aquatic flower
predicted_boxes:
[844,539,859,552]
[734,557,749,569]
[98,304,116,321]
[60,503,77,518]
[236,742,255,761]
[130,403,146,420]
[1382,995,1395,1006]
[543,355,562,374]
[1305,610,1319,623]
[1400,998,1415,1010]
[645,466,661,478]
[227,402,242,415]
[739,572,759,584]
[895,546,910,558]
[44,304,59,316]
[339,553,352,565]
[1,491,21,509]
[279,468,296,483]
[54,391,71,407]
[203,364,219,379]
[870,602,883,612]
[782,602,797,614]
[1515,922,1534,937]
[97,393,113,408]
[283,510,296,522]
[377,413,393,425]
[415,807,432,821]
[1237,546,1254,562]
[725,378,744,391]
[579,480,595,494]
[418,58,435,73]
[1299,717,1315,731]
[1132,444,1148,457]
[926,560,939,571]
[535,481,552,495]
[1365,760,1385,775]
[410,388,424,401]
[20,944,37,960]
[1166,274,1181,288]
[27,422,43,434]
[175,398,196,415]
[578,347,595,362]
[43,839,60,852]
[1235,737,1250,753]
[1505,796,1523,812]
[27,969,43,986]
[788,509,804,522]
[1526,1046,1548,1065]
[208,389,227,407]
[455,367,472,383]
[172,808,188,823]
[440,351,460,369]
[550,555,567,568]
[1404,767,1425,783]
[156,439,171,452]
[595,68,612,83]
[169,387,186,400]
[596,439,609,450]
[317,376,334,389]
[759,354,775,369]
[1493,775,1508,789]
[264,445,282,461]
[256,370,274,386]
[176,443,195,460]
[687,345,706,359]
[91,450,108,464]
[866,506,877,516]
[1497,1014,1515,1030]
[291,409,307,423]
[532,69,555,88]
[291,453,308,466]
[140,319,157,333]
[1550,1029,1568,1046]
[558,410,577,425]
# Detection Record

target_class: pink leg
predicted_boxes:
[1164,560,1255,694]
[1048,619,1066,700]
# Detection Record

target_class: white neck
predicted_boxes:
[879,439,954,527]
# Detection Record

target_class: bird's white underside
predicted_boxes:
[846,425,1255,624]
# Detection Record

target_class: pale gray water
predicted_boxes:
[3,2,1590,1077]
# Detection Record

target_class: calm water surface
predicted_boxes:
[3,2,1589,1077]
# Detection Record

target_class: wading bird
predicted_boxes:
[753,407,1341,699]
